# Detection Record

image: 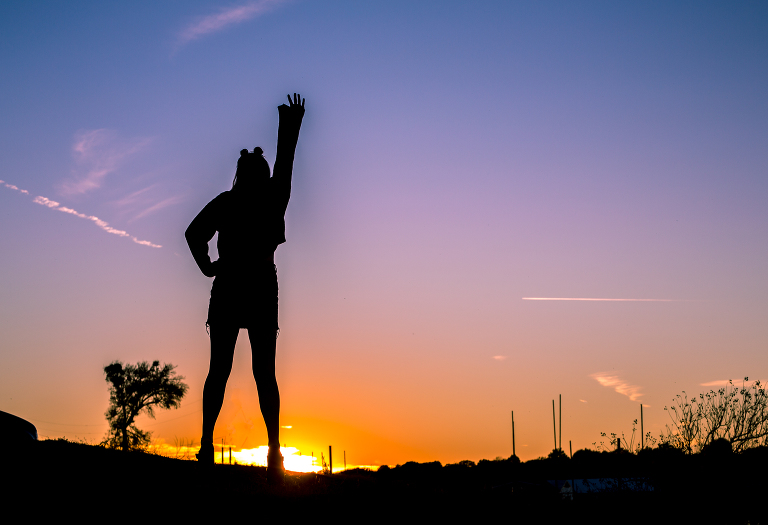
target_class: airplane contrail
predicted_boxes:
[523,297,676,302]
[2,180,161,248]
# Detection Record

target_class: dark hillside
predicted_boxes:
[5,440,768,523]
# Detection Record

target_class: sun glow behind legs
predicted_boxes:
[149,442,385,472]
[231,446,321,472]
[149,443,320,472]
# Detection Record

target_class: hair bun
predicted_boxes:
[254,147,264,155]
[240,149,249,156]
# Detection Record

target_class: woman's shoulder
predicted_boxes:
[208,190,232,207]
[194,191,232,220]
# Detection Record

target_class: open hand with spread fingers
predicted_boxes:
[278,93,305,121]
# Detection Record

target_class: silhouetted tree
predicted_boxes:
[661,378,768,453]
[547,448,569,460]
[103,360,188,451]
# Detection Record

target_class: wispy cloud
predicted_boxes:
[177,0,289,47]
[701,379,765,387]
[61,129,151,195]
[523,297,678,302]
[111,184,185,221]
[591,372,643,402]
[0,181,161,248]
[701,379,732,387]
[113,185,158,207]
[132,195,184,221]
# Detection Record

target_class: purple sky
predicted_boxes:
[1,1,767,464]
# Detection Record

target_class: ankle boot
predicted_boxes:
[267,447,284,484]
[196,441,214,465]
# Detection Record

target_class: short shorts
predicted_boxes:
[206,263,279,331]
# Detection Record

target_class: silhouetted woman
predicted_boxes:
[185,94,305,481]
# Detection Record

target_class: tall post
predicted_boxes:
[229,446,232,465]
[221,439,224,465]
[569,440,575,497]
[511,411,516,457]
[329,445,333,474]
[640,403,644,449]
[559,394,562,451]
[552,400,557,450]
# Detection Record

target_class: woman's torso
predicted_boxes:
[214,187,286,274]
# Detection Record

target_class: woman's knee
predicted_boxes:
[207,362,233,382]
[208,324,238,377]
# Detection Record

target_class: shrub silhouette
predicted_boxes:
[661,378,768,453]
[547,448,569,460]
[103,360,188,451]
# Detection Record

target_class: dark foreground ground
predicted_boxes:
[4,440,768,523]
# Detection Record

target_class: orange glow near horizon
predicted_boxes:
[148,442,382,472]
[231,446,321,472]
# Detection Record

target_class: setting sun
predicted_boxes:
[230,446,319,472]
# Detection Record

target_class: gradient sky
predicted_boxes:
[1,0,767,466]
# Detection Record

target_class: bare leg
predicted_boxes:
[201,324,239,443]
[248,328,280,449]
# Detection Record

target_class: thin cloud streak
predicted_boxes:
[31,195,161,247]
[113,184,158,207]
[61,129,151,195]
[0,181,163,248]
[2,181,29,194]
[523,297,677,302]
[701,379,765,387]
[701,379,733,387]
[132,195,184,221]
[591,372,644,402]
[177,0,288,46]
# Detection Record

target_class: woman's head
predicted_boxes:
[232,147,270,191]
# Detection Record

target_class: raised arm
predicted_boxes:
[185,195,222,278]
[272,93,305,208]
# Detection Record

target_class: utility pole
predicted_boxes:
[221,439,224,464]
[559,394,562,451]
[640,403,644,449]
[570,440,575,497]
[329,445,333,474]
[511,411,516,457]
[552,400,557,450]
